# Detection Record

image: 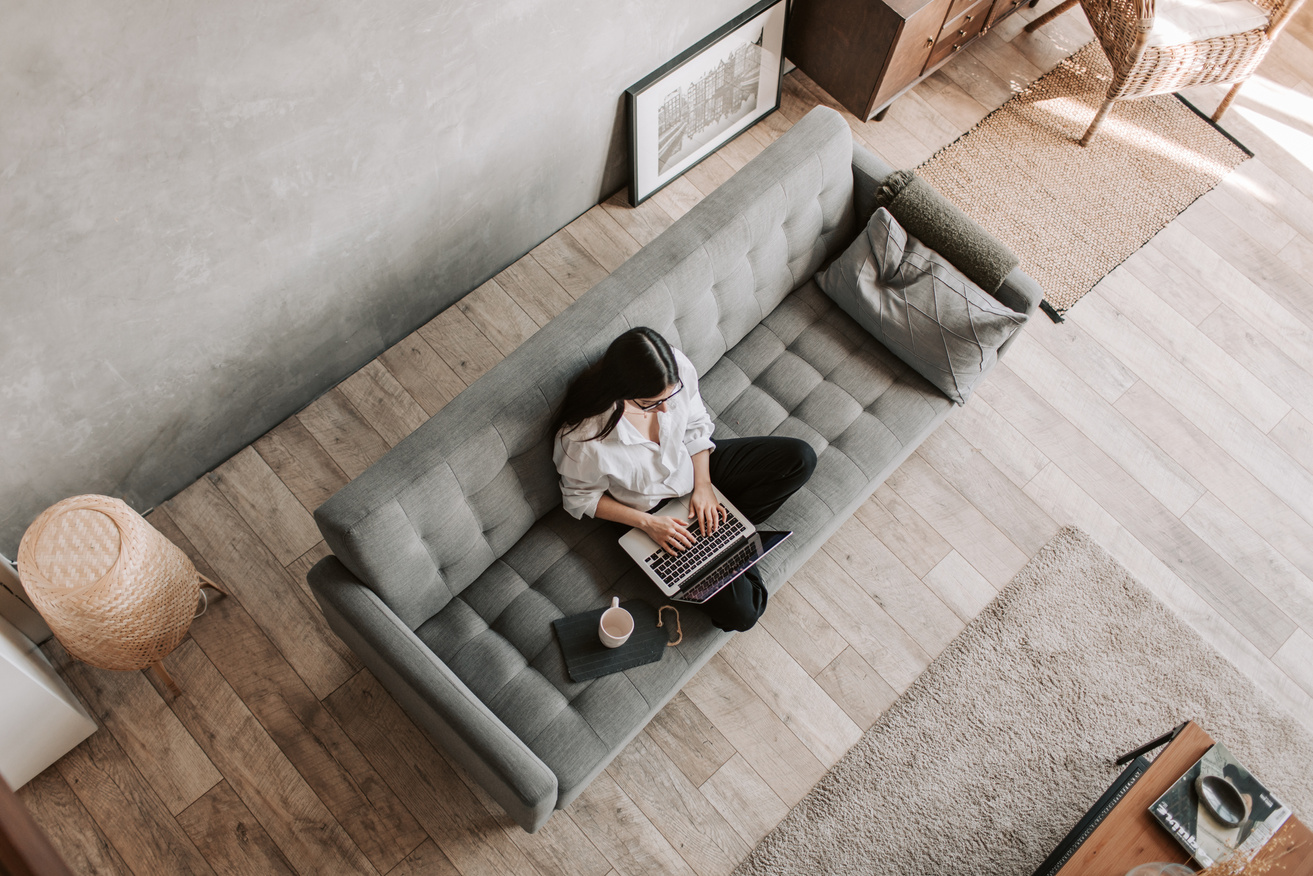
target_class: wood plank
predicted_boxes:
[210,446,322,566]
[917,422,1060,554]
[1023,302,1141,401]
[852,486,953,578]
[1075,281,1313,531]
[565,205,642,273]
[697,755,789,851]
[566,772,698,876]
[756,581,848,677]
[945,395,1050,489]
[605,731,749,876]
[386,840,462,876]
[378,330,466,417]
[55,721,215,876]
[681,654,826,807]
[176,781,297,876]
[713,128,768,171]
[649,177,704,222]
[814,646,898,730]
[1181,492,1313,638]
[455,279,541,357]
[1271,410,1313,475]
[432,747,612,876]
[324,670,540,876]
[1005,326,1206,517]
[252,415,350,514]
[416,305,505,387]
[338,359,430,448]
[921,549,999,622]
[16,770,132,876]
[1151,223,1313,375]
[494,254,577,327]
[683,154,737,198]
[1197,306,1313,423]
[1114,381,1313,585]
[161,640,375,876]
[1274,629,1313,698]
[645,691,737,789]
[828,510,968,650]
[165,477,359,700]
[883,454,1031,589]
[1096,268,1290,432]
[55,642,220,817]
[296,388,391,480]
[977,364,1296,655]
[789,548,933,692]
[186,590,426,874]
[720,627,861,767]
[1121,244,1221,327]
[530,230,610,300]
[600,190,676,248]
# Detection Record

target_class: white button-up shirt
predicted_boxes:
[554,348,716,519]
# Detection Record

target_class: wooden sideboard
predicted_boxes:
[786,0,1034,120]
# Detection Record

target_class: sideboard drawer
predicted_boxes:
[926,0,991,69]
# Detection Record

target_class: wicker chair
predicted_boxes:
[1025,0,1307,144]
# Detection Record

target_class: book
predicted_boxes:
[1032,755,1152,876]
[1148,741,1291,868]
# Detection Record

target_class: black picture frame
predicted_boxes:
[625,0,788,206]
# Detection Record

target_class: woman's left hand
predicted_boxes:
[688,483,727,537]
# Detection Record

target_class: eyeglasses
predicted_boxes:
[633,381,683,411]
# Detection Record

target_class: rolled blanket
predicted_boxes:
[874,170,1019,294]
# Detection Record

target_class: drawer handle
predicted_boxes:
[953,43,962,50]
[926,36,935,45]
[958,28,967,34]
[965,14,974,20]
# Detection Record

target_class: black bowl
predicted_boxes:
[1195,775,1247,827]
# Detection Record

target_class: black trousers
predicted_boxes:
[697,437,817,632]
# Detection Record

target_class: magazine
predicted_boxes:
[1148,741,1291,868]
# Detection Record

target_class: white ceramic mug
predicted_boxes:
[599,597,634,648]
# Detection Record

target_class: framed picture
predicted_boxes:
[625,0,788,206]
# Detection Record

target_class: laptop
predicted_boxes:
[618,485,791,604]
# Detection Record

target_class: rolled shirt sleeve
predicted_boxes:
[675,349,716,456]
[553,432,608,519]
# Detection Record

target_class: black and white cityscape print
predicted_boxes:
[656,30,763,174]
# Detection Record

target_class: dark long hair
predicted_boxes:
[553,327,679,441]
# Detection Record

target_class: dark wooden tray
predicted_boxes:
[552,600,669,682]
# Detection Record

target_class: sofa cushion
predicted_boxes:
[409,277,955,804]
[1148,0,1268,46]
[816,208,1028,405]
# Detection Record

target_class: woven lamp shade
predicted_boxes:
[17,495,201,672]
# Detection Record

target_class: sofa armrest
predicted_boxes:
[307,556,559,832]
[851,141,895,230]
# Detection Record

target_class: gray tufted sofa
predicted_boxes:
[307,106,1042,833]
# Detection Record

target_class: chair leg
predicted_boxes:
[1212,80,1246,121]
[1024,0,1079,32]
[1079,98,1116,146]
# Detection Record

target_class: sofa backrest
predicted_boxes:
[314,107,857,629]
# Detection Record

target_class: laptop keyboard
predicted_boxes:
[645,513,747,586]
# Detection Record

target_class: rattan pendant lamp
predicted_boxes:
[16,494,224,696]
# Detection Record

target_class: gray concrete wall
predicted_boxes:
[1,0,751,555]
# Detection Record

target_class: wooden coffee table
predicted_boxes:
[1049,722,1312,875]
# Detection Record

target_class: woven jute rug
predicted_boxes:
[733,528,1313,876]
[916,42,1251,319]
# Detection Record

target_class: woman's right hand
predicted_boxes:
[643,514,696,555]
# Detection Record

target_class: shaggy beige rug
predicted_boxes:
[916,42,1250,319]
[733,528,1313,876]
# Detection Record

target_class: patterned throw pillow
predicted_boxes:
[817,208,1028,404]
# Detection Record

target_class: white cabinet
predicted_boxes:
[0,615,96,788]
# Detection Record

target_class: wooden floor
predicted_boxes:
[20,3,1313,874]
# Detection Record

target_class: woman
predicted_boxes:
[552,327,816,632]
